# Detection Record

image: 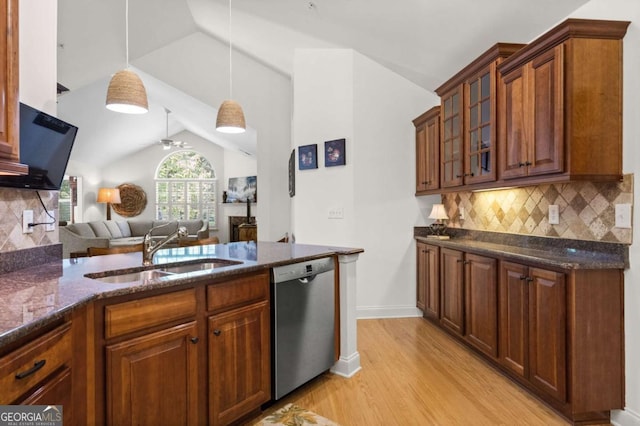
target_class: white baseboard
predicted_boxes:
[357,305,423,319]
[612,408,640,426]
[330,352,362,378]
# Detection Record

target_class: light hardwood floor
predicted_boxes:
[245,317,583,426]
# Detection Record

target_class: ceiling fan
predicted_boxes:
[159,108,191,150]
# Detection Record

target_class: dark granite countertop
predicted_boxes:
[0,242,363,348]
[414,228,627,270]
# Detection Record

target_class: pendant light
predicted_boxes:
[105,0,149,114]
[216,0,246,133]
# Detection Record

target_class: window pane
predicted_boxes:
[469,105,478,129]
[481,73,490,98]
[470,81,478,105]
[452,93,459,114]
[481,99,490,123]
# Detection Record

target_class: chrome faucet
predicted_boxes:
[142,223,188,266]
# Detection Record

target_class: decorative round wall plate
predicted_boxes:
[112,183,147,217]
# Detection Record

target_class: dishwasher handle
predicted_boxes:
[298,275,317,284]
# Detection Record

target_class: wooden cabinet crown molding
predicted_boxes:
[498,18,630,75]
[434,43,525,95]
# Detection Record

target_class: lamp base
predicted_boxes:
[426,235,450,240]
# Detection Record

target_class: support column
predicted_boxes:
[331,253,361,377]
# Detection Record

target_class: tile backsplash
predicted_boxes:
[442,174,633,244]
[0,188,58,252]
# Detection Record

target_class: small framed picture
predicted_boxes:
[324,138,346,167]
[298,144,318,170]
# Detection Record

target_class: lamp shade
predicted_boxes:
[105,69,149,114]
[428,204,449,220]
[97,188,121,204]
[216,100,246,133]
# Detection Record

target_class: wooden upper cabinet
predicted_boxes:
[0,0,25,175]
[436,43,524,189]
[413,106,440,194]
[439,87,463,188]
[498,19,630,184]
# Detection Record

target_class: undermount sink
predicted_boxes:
[91,269,174,284]
[85,258,243,284]
[159,261,237,274]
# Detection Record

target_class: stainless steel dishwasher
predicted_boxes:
[271,256,335,400]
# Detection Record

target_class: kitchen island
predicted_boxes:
[0,241,363,425]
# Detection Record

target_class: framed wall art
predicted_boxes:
[298,144,318,170]
[288,149,295,197]
[325,138,346,167]
[226,176,257,203]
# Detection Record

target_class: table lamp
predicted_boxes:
[97,188,121,220]
[428,203,450,240]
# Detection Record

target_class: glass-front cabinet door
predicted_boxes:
[465,64,496,184]
[440,86,463,188]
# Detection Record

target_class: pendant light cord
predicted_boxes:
[228,0,233,99]
[125,0,130,68]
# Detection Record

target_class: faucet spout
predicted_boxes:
[142,224,188,266]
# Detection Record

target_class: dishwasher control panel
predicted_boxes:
[271,256,335,283]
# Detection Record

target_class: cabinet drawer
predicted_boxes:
[105,288,197,339]
[0,323,72,403]
[207,271,269,313]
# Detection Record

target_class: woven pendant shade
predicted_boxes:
[216,99,246,133]
[106,69,149,114]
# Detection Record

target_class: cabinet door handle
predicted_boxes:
[525,277,534,283]
[190,337,199,344]
[15,359,46,380]
[213,329,221,336]
[456,259,464,263]
[518,162,526,167]
[455,174,463,178]
[464,261,471,265]
[463,173,474,177]
[525,161,532,166]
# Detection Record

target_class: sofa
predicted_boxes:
[59,219,209,258]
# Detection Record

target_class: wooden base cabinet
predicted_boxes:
[209,301,270,426]
[106,322,200,426]
[417,241,624,424]
[416,241,439,319]
[97,275,272,426]
[0,322,74,424]
[499,261,566,402]
[464,254,498,358]
[439,248,464,335]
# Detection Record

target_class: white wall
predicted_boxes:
[292,48,440,318]
[135,31,292,242]
[19,0,57,114]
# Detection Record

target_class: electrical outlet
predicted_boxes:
[459,207,465,220]
[45,210,55,231]
[615,204,632,228]
[23,210,34,234]
[548,205,560,225]
[328,207,344,219]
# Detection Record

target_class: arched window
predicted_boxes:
[155,151,217,228]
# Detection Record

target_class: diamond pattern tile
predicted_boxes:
[443,174,633,244]
[0,189,59,252]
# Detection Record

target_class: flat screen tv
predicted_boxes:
[0,103,78,190]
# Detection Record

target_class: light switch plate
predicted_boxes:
[548,205,560,225]
[459,207,465,220]
[328,207,344,219]
[615,204,632,228]
[23,210,33,234]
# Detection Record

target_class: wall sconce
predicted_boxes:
[97,188,121,220]
[428,203,450,240]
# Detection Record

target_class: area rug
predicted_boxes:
[253,403,340,426]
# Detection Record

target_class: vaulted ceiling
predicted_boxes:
[56,0,589,168]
